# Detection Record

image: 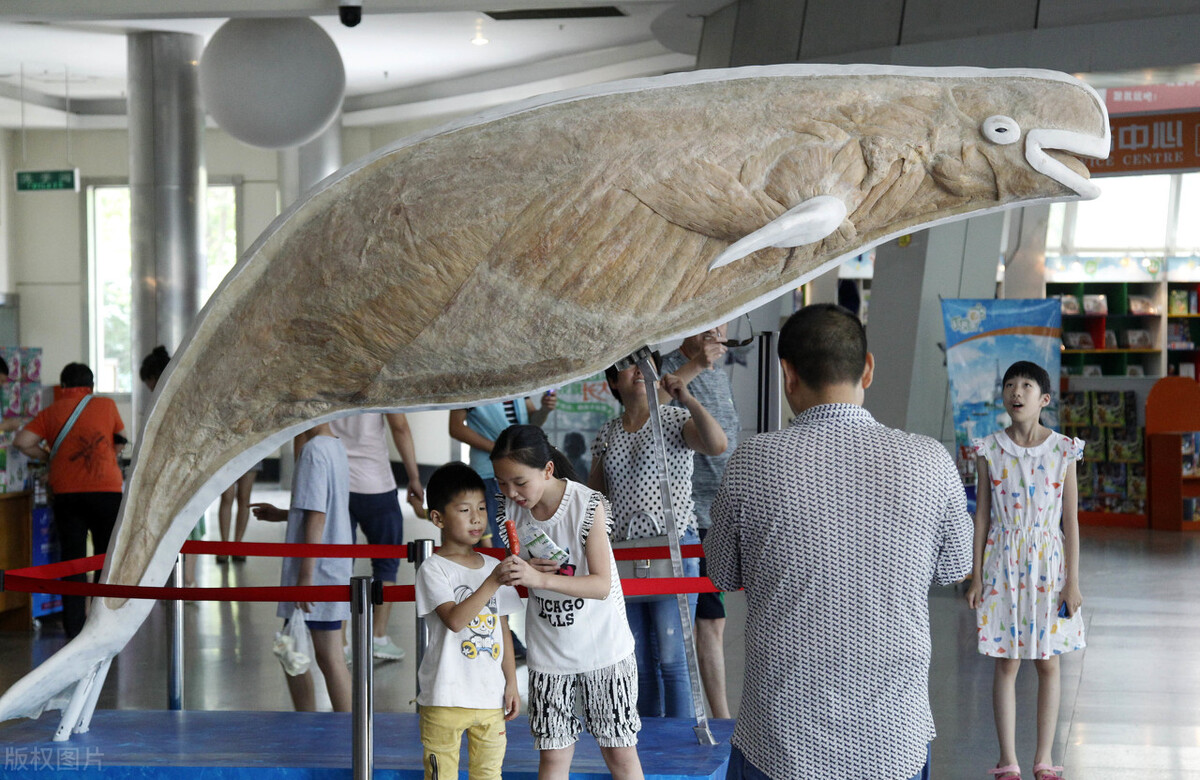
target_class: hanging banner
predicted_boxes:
[942,299,1062,485]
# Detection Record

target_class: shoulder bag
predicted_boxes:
[49,395,94,462]
[38,394,93,502]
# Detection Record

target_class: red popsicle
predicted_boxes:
[505,519,521,556]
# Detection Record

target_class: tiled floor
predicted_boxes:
[2,487,1199,778]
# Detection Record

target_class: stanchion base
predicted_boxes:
[0,710,736,778]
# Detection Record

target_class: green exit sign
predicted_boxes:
[15,169,79,192]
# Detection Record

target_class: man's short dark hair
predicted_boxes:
[60,363,95,389]
[778,304,867,390]
[425,462,487,517]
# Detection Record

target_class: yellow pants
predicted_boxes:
[419,705,507,780]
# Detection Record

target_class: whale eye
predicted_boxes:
[982,115,1021,145]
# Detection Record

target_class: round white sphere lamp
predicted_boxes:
[199,18,346,149]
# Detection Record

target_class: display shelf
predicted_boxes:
[1167,281,1200,316]
[1049,280,1166,378]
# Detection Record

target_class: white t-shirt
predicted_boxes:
[277,435,353,623]
[415,553,523,708]
[500,480,635,675]
[329,414,398,495]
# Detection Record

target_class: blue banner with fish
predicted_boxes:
[942,299,1062,486]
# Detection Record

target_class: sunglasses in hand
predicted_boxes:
[717,314,755,347]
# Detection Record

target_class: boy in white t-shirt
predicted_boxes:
[415,462,522,780]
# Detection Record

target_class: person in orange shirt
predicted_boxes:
[15,362,126,638]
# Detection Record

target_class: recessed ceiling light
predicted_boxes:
[471,18,489,45]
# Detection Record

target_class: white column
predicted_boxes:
[865,214,1005,447]
[128,31,205,440]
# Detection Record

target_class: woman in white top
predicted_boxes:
[589,355,726,718]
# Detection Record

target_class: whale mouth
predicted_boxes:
[1025,127,1109,200]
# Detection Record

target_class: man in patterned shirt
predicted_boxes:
[705,303,972,780]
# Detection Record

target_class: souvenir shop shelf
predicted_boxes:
[1166,281,1200,378]
[1060,387,1147,528]
[1048,280,1165,378]
[1146,377,1200,531]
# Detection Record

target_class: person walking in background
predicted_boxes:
[660,322,740,719]
[330,412,425,661]
[967,361,1085,780]
[15,363,127,639]
[216,465,260,564]
[706,304,972,780]
[251,423,353,713]
[448,394,558,546]
[561,432,590,488]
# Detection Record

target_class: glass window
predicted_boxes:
[204,185,239,302]
[89,186,133,394]
[1071,174,1172,251]
[1176,172,1200,253]
[88,184,239,394]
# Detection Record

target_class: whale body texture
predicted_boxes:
[0,63,1108,737]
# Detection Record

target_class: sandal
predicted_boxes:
[1032,764,1064,780]
[989,766,1021,780]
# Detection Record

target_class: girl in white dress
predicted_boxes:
[966,361,1086,780]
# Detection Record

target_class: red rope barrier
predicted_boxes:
[6,554,105,580]
[176,541,705,561]
[1,544,718,602]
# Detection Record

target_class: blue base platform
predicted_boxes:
[0,710,735,779]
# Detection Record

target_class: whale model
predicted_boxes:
[0,63,1108,738]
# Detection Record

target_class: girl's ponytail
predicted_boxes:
[491,424,579,482]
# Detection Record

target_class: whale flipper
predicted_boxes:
[0,597,150,736]
[708,195,847,270]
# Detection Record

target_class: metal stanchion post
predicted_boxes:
[351,575,374,780]
[167,552,184,711]
[408,540,434,697]
[621,347,717,746]
[756,331,781,433]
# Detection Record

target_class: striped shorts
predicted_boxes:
[527,653,641,750]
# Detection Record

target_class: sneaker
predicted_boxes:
[372,636,406,661]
